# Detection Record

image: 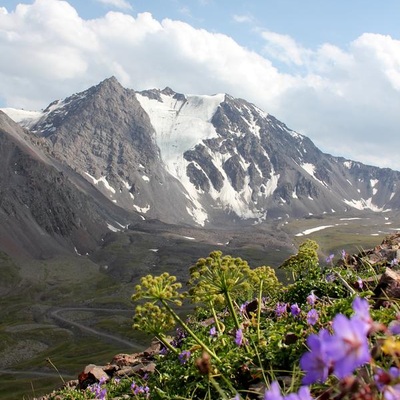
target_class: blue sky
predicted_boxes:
[1,0,400,170]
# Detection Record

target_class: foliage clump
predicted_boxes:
[48,239,400,400]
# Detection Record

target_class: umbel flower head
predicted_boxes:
[132,272,185,305]
[133,302,175,335]
[188,251,253,305]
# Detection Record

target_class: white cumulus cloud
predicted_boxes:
[95,0,133,10]
[1,0,400,170]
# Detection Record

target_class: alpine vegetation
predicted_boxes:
[48,237,400,399]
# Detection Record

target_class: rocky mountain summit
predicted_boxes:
[2,76,400,256]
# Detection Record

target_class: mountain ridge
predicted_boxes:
[1,76,400,258]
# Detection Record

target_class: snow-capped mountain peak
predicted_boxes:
[2,77,400,228]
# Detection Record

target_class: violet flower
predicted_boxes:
[356,276,363,289]
[384,384,400,400]
[326,314,371,379]
[306,291,317,306]
[306,309,319,326]
[352,296,372,334]
[178,350,191,364]
[209,326,217,337]
[263,381,283,400]
[285,386,313,400]
[290,303,301,317]
[388,320,400,335]
[326,254,334,263]
[235,329,244,346]
[300,328,332,384]
[275,302,287,317]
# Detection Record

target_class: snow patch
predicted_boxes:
[133,204,150,214]
[301,163,327,187]
[137,92,224,178]
[85,172,116,194]
[107,223,120,232]
[343,198,385,212]
[370,179,379,187]
[0,108,42,126]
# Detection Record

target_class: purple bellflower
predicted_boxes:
[285,386,313,400]
[306,291,317,306]
[306,309,319,326]
[178,350,191,364]
[352,296,372,334]
[290,303,301,317]
[326,313,371,379]
[275,302,287,317]
[263,381,283,400]
[326,254,334,263]
[300,328,332,384]
[235,329,244,346]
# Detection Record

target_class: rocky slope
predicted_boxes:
[14,77,400,227]
[2,77,400,256]
[0,110,138,258]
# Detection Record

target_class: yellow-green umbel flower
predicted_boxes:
[189,251,252,305]
[189,251,253,333]
[132,272,185,306]
[133,303,175,336]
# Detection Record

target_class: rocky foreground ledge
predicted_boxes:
[36,233,400,399]
[36,340,160,400]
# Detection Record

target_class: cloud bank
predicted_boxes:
[1,0,400,169]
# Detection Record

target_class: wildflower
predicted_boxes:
[375,367,400,390]
[290,303,301,317]
[113,377,120,385]
[384,384,400,400]
[388,320,400,335]
[390,258,398,267]
[209,326,217,336]
[263,381,283,400]
[389,366,400,379]
[99,376,107,385]
[325,273,335,283]
[327,314,371,379]
[178,350,191,364]
[325,254,334,263]
[306,309,319,326]
[275,302,287,317]
[356,276,363,289]
[171,327,187,348]
[352,296,372,334]
[306,291,317,306]
[88,383,107,400]
[341,249,346,260]
[300,328,332,384]
[131,381,150,398]
[285,386,313,400]
[235,328,244,346]
[240,301,249,315]
[381,336,400,356]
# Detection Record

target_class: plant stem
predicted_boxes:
[209,300,223,334]
[257,279,263,342]
[225,291,251,352]
[156,334,179,354]
[225,291,241,331]
[160,299,222,363]
[208,375,230,400]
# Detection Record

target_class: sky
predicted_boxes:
[1,1,400,170]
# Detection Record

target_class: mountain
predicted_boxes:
[0,110,139,259]
[2,76,400,242]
